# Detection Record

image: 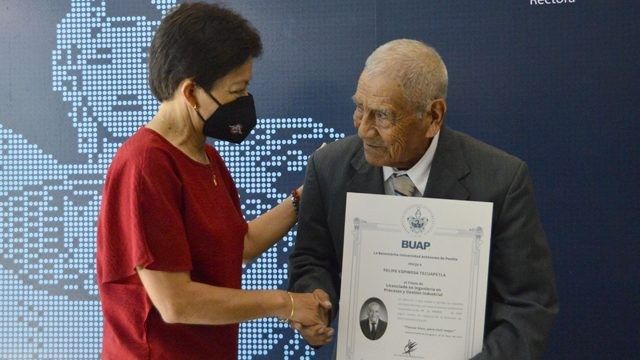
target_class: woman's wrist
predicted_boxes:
[287,292,295,321]
[290,187,301,217]
[274,290,293,321]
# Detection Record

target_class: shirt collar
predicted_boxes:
[382,130,440,196]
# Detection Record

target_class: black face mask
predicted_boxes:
[195,90,256,144]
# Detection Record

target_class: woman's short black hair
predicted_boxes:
[148,2,262,101]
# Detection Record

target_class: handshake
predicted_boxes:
[283,289,335,347]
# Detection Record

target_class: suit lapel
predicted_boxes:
[424,127,471,200]
[344,128,470,200]
[346,146,385,195]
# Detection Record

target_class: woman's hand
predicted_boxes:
[289,289,334,346]
[287,291,331,327]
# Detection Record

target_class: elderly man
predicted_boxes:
[288,39,558,359]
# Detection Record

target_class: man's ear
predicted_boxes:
[426,98,447,138]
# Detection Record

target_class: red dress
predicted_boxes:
[96,127,248,359]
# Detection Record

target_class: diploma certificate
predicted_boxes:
[337,193,492,360]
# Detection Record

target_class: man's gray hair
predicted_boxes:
[364,39,448,113]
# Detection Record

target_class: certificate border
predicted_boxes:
[344,218,400,359]
[434,227,486,358]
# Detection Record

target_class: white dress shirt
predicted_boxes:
[382,131,440,197]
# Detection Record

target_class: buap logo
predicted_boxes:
[401,240,430,250]
[401,205,434,235]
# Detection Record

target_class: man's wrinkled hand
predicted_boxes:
[290,288,334,346]
[291,321,334,347]
[312,288,332,324]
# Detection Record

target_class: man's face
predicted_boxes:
[367,303,381,322]
[352,71,436,170]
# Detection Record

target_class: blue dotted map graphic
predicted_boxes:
[0,0,344,358]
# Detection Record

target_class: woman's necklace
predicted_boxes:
[206,153,218,187]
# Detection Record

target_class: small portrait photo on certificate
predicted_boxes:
[359,297,388,341]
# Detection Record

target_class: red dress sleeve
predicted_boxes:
[97,143,192,283]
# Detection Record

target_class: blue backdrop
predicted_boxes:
[0,1,638,359]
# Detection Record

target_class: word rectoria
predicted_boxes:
[530,0,575,5]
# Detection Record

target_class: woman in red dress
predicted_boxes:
[96,3,330,359]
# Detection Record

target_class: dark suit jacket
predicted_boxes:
[360,319,387,340]
[288,127,558,359]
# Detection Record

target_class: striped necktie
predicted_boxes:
[391,173,420,197]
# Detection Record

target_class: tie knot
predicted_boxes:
[391,173,419,197]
